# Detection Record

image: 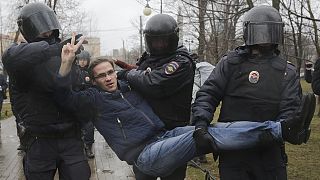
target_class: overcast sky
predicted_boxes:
[81,0,154,55]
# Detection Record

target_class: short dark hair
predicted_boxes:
[88,58,114,79]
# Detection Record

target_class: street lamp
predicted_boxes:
[143,0,152,16]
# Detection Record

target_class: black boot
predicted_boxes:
[281,93,316,145]
[85,144,95,159]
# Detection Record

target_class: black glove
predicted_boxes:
[193,120,218,155]
[117,69,129,80]
[194,119,208,131]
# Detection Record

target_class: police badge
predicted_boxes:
[164,61,180,75]
[248,71,259,84]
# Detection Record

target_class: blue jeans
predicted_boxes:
[135,121,282,177]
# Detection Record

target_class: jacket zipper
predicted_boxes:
[117,117,127,140]
[120,92,156,127]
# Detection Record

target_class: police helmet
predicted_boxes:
[144,14,179,56]
[243,5,284,46]
[77,50,91,62]
[17,3,61,42]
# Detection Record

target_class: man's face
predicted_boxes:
[78,59,88,68]
[92,62,118,92]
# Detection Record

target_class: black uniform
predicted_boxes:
[8,79,27,149]
[2,2,90,179]
[128,47,195,129]
[72,65,91,92]
[3,40,90,179]
[191,6,302,179]
[192,46,302,179]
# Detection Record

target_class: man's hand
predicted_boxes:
[59,33,85,76]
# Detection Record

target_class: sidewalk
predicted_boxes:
[0,117,135,180]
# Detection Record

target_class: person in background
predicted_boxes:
[117,14,195,180]
[71,50,95,159]
[191,5,305,180]
[2,3,90,179]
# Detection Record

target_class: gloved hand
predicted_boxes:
[194,119,208,131]
[117,69,129,80]
[193,120,217,155]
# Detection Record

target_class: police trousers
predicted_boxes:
[24,136,91,180]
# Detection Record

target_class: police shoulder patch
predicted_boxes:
[164,61,180,75]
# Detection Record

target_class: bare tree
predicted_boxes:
[305,0,320,56]
[197,0,207,60]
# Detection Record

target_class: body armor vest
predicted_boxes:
[137,51,195,129]
[219,54,286,122]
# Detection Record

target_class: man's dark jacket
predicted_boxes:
[55,78,165,164]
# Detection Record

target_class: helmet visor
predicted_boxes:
[145,33,178,56]
[20,11,61,41]
[244,22,284,45]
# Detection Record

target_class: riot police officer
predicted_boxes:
[72,50,91,91]
[117,14,195,180]
[2,3,90,179]
[72,50,95,159]
[192,5,302,180]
